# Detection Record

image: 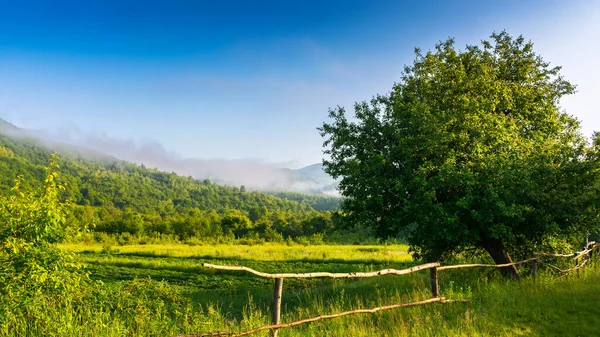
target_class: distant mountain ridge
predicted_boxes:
[0,117,343,241]
[281,163,339,196]
[0,117,339,211]
[294,163,328,177]
[0,117,340,196]
[0,118,18,131]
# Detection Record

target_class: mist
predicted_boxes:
[1,122,337,194]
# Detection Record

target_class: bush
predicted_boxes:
[308,233,325,245]
[0,155,88,292]
[0,155,94,334]
[294,236,310,246]
[264,228,284,243]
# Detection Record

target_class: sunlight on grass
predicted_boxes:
[60,243,413,263]
[39,243,600,337]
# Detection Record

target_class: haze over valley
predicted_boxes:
[0,118,339,195]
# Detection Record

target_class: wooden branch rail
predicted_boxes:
[572,248,593,261]
[533,252,575,258]
[189,243,599,337]
[174,297,467,337]
[534,243,599,259]
[556,258,590,279]
[202,262,440,279]
[437,258,538,271]
[532,243,599,279]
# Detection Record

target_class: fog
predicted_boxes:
[1,122,338,194]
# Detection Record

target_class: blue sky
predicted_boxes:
[1,0,599,168]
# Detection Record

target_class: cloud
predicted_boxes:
[2,122,338,193]
[55,125,291,188]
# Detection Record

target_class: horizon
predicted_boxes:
[0,115,322,170]
[0,116,341,194]
[1,0,599,168]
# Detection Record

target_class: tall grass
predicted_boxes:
[3,244,599,336]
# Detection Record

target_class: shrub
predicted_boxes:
[0,155,93,334]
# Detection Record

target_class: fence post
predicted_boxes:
[430,267,439,298]
[271,278,283,337]
[531,258,537,282]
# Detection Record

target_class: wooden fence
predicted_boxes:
[176,242,598,337]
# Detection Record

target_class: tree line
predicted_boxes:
[0,132,348,243]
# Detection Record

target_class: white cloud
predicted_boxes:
[2,123,339,193]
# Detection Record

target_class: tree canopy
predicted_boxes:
[320,32,600,276]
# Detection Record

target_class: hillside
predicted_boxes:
[280,163,340,195]
[0,119,339,240]
[0,118,17,131]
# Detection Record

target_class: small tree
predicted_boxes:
[320,32,600,277]
[220,210,253,238]
[0,154,88,296]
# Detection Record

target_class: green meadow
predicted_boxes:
[5,243,591,337]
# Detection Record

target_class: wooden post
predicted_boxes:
[531,258,537,282]
[430,267,439,298]
[271,278,283,337]
[586,236,589,248]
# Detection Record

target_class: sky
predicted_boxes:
[0,0,599,169]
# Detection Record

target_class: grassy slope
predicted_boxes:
[39,243,600,337]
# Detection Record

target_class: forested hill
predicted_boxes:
[0,120,339,240]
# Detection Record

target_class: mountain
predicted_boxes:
[0,116,340,203]
[192,162,339,196]
[295,163,329,178]
[1,119,339,196]
[0,118,341,239]
[281,163,339,196]
[0,118,333,210]
[0,118,18,132]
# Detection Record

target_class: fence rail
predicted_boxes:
[202,262,440,279]
[181,242,599,337]
[175,298,468,337]
[533,252,575,257]
[437,258,538,271]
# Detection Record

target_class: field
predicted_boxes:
[23,243,596,337]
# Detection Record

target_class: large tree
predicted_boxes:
[319,32,600,277]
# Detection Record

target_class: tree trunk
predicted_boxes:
[481,238,520,279]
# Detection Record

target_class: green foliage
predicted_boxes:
[0,145,13,159]
[320,31,600,268]
[20,242,597,337]
[0,154,86,291]
[0,154,92,335]
[220,210,253,238]
[0,132,348,242]
[269,191,341,212]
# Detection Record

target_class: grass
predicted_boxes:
[5,243,600,336]
[62,242,413,262]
